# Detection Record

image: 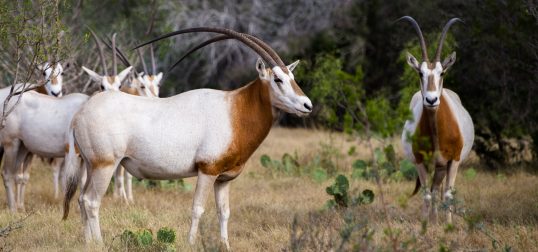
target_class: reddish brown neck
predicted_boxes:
[229,78,274,165]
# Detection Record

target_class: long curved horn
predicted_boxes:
[168,35,232,72]
[112,33,118,76]
[243,34,287,70]
[434,18,462,62]
[137,48,148,74]
[150,44,157,75]
[87,27,108,76]
[104,37,132,68]
[397,16,429,62]
[133,27,278,68]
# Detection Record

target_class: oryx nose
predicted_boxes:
[304,103,312,111]
[425,97,438,105]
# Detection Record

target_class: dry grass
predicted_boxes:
[0,127,536,251]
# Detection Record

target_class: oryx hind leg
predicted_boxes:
[445,160,460,224]
[188,171,217,245]
[79,160,116,242]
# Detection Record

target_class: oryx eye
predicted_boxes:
[274,77,282,84]
[61,72,65,76]
[141,86,145,89]
[419,72,423,78]
[42,72,46,76]
[440,72,445,77]
[100,85,105,90]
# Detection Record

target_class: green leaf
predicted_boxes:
[260,155,272,168]
[136,229,153,246]
[399,159,417,180]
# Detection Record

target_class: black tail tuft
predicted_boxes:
[62,176,78,220]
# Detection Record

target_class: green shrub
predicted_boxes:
[157,227,176,244]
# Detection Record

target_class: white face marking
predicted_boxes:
[42,63,63,97]
[267,66,312,117]
[82,66,132,92]
[419,62,444,108]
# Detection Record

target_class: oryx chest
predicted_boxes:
[412,95,464,165]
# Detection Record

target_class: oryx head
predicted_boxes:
[399,16,461,109]
[38,62,64,97]
[82,30,132,91]
[256,58,312,116]
[136,27,312,116]
[133,45,162,97]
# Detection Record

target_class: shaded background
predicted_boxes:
[0,0,537,169]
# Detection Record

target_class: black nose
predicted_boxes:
[51,91,61,97]
[304,103,312,111]
[425,97,438,105]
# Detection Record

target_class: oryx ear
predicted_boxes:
[37,62,50,71]
[117,66,133,83]
[442,52,457,71]
[256,58,268,79]
[82,66,103,82]
[286,60,300,72]
[154,72,163,86]
[406,52,420,71]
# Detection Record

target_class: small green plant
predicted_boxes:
[113,227,177,251]
[157,227,176,244]
[463,168,477,180]
[133,179,192,191]
[326,175,350,208]
[326,174,374,208]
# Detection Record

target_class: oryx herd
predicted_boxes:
[0,16,473,249]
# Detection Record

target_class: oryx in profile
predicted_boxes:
[0,62,66,208]
[399,16,474,224]
[63,27,312,249]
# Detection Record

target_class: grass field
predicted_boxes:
[0,128,537,251]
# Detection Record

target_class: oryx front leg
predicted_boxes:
[125,172,134,203]
[113,166,127,201]
[416,163,431,221]
[430,165,447,224]
[188,171,217,245]
[215,179,231,250]
[16,151,32,212]
[445,160,460,224]
[79,162,116,243]
[52,158,64,199]
[2,141,21,212]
